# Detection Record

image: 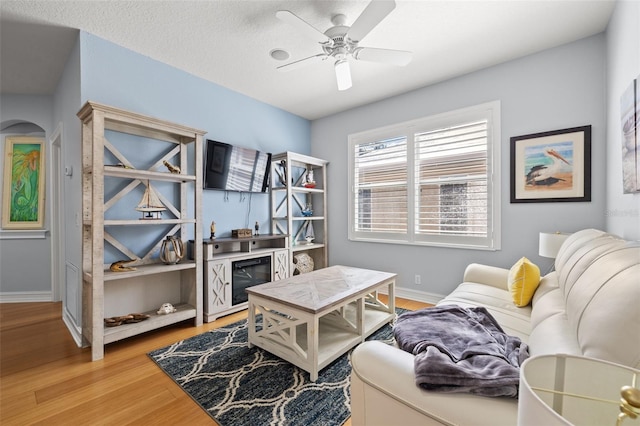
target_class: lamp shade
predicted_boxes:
[518,354,640,426]
[539,232,570,258]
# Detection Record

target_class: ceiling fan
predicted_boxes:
[275,0,412,91]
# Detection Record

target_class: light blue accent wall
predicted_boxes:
[79,32,310,238]
[0,30,310,335]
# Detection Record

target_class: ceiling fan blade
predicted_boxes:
[276,10,331,44]
[354,47,412,66]
[346,0,396,43]
[277,54,328,72]
[334,60,352,91]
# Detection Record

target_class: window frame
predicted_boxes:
[348,101,501,250]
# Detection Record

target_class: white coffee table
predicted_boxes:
[246,265,396,381]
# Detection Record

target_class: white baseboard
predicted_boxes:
[62,308,83,347]
[377,286,444,305]
[0,291,52,303]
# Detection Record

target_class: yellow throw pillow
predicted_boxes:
[508,257,541,307]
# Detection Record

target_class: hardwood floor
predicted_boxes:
[0,296,430,425]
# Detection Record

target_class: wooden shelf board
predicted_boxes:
[103,303,196,344]
[104,166,196,182]
[103,218,196,226]
[103,261,196,281]
[273,216,324,221]
[289,302,394,369]
[271,151,329,167]
[291,187,324,194]
[292,243,325,252]
[78,101,206,140]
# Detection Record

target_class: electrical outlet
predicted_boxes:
[415,274,421,285]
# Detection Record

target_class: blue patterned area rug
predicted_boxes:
[148,308,406,426]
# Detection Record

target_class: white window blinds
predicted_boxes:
[348,101,500,250]
[415,120,488,238]
[353,136,408,235]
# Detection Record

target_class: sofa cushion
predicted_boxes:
[508,257,540,307]
[531,272,559,305]
[554,229,640,369]
[438,282,531,341]
[530,286,565,329]
[528,310,582,357]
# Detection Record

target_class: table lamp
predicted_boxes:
[518,354,640,426]
[539,232,570,273]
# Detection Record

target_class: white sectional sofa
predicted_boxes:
[350,229,640,425]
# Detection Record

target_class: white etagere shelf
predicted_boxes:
[79,101,206,361]
[270,152,329,274]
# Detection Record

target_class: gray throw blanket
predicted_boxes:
[393,305,529,398]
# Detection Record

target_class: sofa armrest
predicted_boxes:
[462,263,510,290]
[351,341,518,426]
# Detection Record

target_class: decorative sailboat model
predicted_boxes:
[136,181,166,220]
[304,221,315,244]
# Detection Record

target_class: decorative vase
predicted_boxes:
[160,235,185,264]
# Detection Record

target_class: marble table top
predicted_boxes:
[245,265,396,313]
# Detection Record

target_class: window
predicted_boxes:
[348,101,501,250]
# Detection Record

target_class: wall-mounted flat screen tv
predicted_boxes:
[204,140,271,193]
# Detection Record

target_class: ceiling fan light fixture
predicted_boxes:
[334,60,352,91]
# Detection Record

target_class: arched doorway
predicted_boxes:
[0,119,59,301]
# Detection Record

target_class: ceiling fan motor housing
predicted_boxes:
[323,25,356,60]
[275,1,411,90]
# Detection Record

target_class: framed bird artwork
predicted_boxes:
[510,125,591,203]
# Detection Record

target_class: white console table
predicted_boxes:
[189,234,290,322]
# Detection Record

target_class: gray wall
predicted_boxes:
[605,0,640,240]
[0,95,54,299]
[311,34,607,300]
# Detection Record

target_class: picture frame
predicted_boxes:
[620,75,639,193]
[510,125,591,203]
[2,136,46,229]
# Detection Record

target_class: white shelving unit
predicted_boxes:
[270,152,328,274]
[78,101,206,361]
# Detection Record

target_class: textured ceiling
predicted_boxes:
[0,1,615,120]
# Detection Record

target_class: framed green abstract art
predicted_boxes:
[2,136,46,229]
